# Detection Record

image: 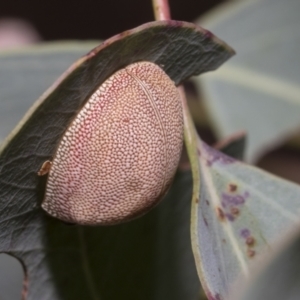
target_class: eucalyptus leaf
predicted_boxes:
[191,136,300,300]
[0,21,233,299]
[0,42,99,142]
[195,0,300,162]
[181,88,300,299]
[231,222,300,300]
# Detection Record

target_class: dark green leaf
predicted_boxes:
[0,21,233,299]
[0,42,99,142]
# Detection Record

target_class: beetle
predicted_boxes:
[39,61,183,225]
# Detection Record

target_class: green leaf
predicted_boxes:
[230,223,300,300]
[181,87,300,300]
[194,0,300,162]
[0,21,234,299]
[190,134,300,300]
[44,171,199,300]
[0,42,99,142]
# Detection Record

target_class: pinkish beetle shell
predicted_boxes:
[41,61,183,225]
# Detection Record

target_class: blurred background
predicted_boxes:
[0,0,223,42]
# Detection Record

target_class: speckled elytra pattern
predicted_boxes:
[41,61,183,225]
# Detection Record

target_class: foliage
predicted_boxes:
[0,0,300,299]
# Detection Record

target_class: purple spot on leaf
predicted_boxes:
[221,200,227,208]
[215,293,222,300]
[240,228,251,239]
[203,143,236,166]
[222,193,246,206]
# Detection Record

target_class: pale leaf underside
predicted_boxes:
[191,136,300,300]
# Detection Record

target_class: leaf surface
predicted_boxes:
[191,136,300,299]
[0,42,98,142]
[0,21,233,299]
[180,90,300,300]
[231,222,300,300]
[192,140,300,299]
[195,0,300,162]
